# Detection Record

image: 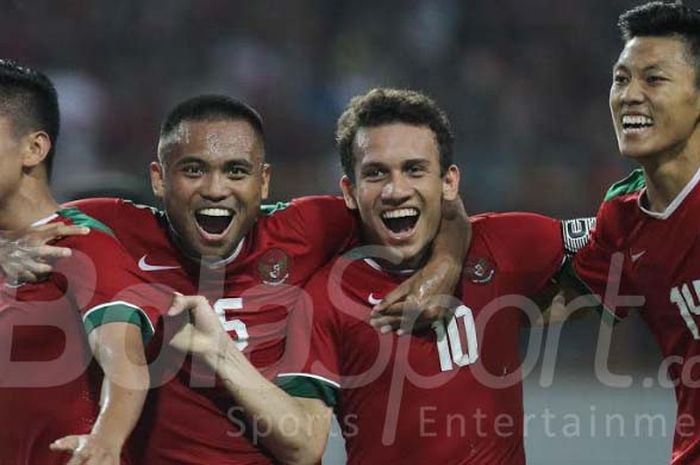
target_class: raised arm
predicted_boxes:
[168,294,332,465]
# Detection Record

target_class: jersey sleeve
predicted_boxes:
[482,213,566,297]
[287,196,359,262]
[275,270,342,408]
[54,228,170,344]
[571,201,633,322]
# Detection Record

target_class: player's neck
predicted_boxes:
[0,176,59,230]
[375,246,429,273]
[640,147,700,213]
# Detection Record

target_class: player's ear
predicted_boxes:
[260,162,271,200]
[340,175,358,210]
[442,164,460,201]
[21,130,51,169]
[150,161,165,199]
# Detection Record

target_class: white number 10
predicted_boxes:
[213,298,249,351]
[433,305,479,372]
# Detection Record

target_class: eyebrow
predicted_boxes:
[402,158,430,166]
[613,63,667,73]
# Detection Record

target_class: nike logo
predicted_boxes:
[138,255,180,272]
[631,250,646,262]
[368,293,382,306]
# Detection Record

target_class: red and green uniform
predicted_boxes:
[69,196,358,465]
[574,168,700,465]
[277,213,566,465]
[0,208,168,465]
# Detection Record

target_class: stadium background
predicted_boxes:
[2,0,678,463]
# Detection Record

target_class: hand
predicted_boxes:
[49,434,120,465]
[167,293,231,364]
[0,223,89,283]
[370,258,462,335]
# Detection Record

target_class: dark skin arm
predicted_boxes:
[370,197,470,335]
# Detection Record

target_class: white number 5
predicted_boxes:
[213,298,249,351]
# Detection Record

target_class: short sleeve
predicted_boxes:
[54,230,170,343]
[276,270,341,408]
[289,196,359,262]
[572,202,633,322]
[482,213,566,297]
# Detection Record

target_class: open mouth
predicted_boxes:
[195,208,234,237]
[381,208,420,234]
[621,114,653,134]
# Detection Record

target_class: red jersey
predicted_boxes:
[574,168,700,465]
[0,207,167,465]
[277,213,565,465]
[69,196,357,465]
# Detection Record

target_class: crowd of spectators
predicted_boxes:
[0,0,638,215]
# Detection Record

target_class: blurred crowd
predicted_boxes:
[0,0,640,216]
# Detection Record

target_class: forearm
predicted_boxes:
[207,341,330,465]
[90,323,150,450]
[91,372,149,448]
[431,197,469,263]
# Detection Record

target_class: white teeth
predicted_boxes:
[197,208,232,217]
[622,115,653,126]
[382,208,419,219]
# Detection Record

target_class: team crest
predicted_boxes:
[463,257,495,284]
[256,248,290,285]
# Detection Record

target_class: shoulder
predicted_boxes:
[63,197,164,226]
[604,168,645,202]
[593,169,645,247]
[471,211,560,242]
[260,196,346,223]
[469,212,563,275]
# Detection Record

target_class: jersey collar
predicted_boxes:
[363,258,416,276]
[202,238,246,269]
[638,163,700,220]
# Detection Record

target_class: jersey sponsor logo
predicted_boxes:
[630,250,646,262]
[562,217,596,255]
[256,248,290,285]
[137,255,180,272]
[368,293,382,306]
[463,257,495,284]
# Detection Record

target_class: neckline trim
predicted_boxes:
[638,163,700,220]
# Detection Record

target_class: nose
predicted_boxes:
[619,77,644,105]
[380,172,412,205]
[200,171,229,201]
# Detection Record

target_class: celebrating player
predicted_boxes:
[168,88,582,464]
[573,2,700,464]
[21,94,469,464]
[0,60,168,464]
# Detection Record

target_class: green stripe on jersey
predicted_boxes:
[275,374,339,408]
[57,207,115,237]
[83,302,155,343]
[604,169,645,202]
[260,201,290,216]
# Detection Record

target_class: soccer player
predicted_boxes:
[573,3,700,464]
[0,60,167,464]
[49,95,469,464]
[169,88,578,464]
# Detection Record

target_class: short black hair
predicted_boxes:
[0,59,60,177]
[618,1,700,86]
[336,88,454,182]
[160,94,264,147]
